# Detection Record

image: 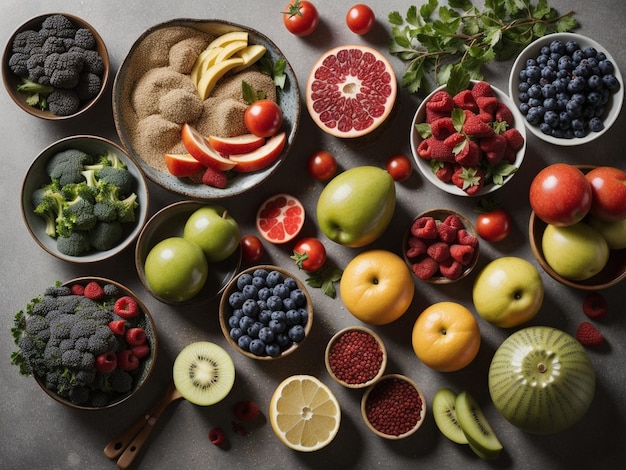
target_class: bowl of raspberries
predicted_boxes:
[509,33,623,146]
[219,265,313,360]
[2,13,110,119]
[10,277,157,410]
[403,209,480,284]
[410,80,526,196]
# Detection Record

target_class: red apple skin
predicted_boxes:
[229,132,286,173]
[529,163,592,227]
[585,166,626,222]
[208,134,265,155]
[181,123,237,171]
[164,153,206,177]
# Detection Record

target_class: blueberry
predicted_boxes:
[519,102,530,115]
[599,60,614,75]
[242,298,259,317]
[266,270,284,287]
[587,91,602,107]
[543,97,557,111]
[284,277,298,291]
[565,40,580,55]
[247,321,264,338]
[525,67,541,84]
[550,40,565,55]
[237,335,252,351]
[282,297,296,311]
[257,299,267,311]
[290,289,307,307]
[275,333,291,348]
[236,273,253,291]
[588,117,604,132]
[253,268,269,279]
[288,325,305,342]
[298,307,309,326]
[544,111,559,128]
[571,118,585,131]
[285,309,301,326]
[527,84,542,99]
[252,276,266,289]
[266,295,284,311]
[249,339,266,356]
[539,122,553,135]
[258,326,275,343]
[572,49,586,63]
[269,318,287,333]
[228,315,241,329]
[228,291,246,309]
[265,343,281,357]
[583,46,598,58]
[239,315,255,331]
[566,100,582,118]
[257,287,272,301]
[518,81,530,93]
[602,74,620,91]
[526,107,543,125]
[231,308,244,320]
[271,310,287,322]
[273,283,291,299]
[230,327,244,341]
[567,76,586,93]
[258,309,273,325]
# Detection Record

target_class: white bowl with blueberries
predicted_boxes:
[509,32,623,145]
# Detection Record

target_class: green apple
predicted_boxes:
[144,237,208,302]
[542,222,609,280]
[472,257,544,328]
[183,205,240,262]
[587,215,626,249]
[316,166,395,247]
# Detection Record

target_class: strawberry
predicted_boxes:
[201,166,228,188]
[427,242,450,263]
[117,349,139,371]
[95,352,117,373]
[480,133,507,164]
[430,117,456,140]
[582,292,608,320]
[114,296,139,319]
[83,281,105,300]
[108,319,126,336]
[462,112,494,138]
[126,327,147,346]
[70,283,85,296]
[471,80,494,99]
[576,322,604,347]
[452,166,484,195]
[208,427,227,446]
[455,140,480,167]
[452,89,478,112]
[410,216,438,239]
[411,256,439,280]
[425,90,454,113]
[233,400,261,422]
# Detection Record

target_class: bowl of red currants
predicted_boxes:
[509,33,623,146]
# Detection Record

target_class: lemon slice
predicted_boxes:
[269,375,341,452]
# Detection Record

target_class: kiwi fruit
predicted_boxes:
[432,388,468,445]
[455,390,503,460]
[173,341,236,406]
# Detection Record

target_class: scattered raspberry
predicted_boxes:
[95,352,117,373]
[427,242,450,263]
[83,281,105,300]
[208,427,228,446]
[425,90,454,112]
[406,236,428,258]
[425,107,450,124]
[70,283,85,296]
[442,214,464,229]
[410,216,438,239]
[450,244,475,265]
[126,327,147,346]
[582,292,608,320]
[233,400,260,422]
[202,166,228,189]
[430,117,456,140]
[108,319,126,336]
[452,89,478,112]
[114,296,139,319]
[117,349,139,371]
[471,80,494,99]
[576,322,604,348]
[411,256,439,280]
[439,258,463,279]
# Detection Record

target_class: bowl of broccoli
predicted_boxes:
[21,135,150,263]
[10,277,158,409]
[2,13,110,119]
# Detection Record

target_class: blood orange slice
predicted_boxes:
[256,194,305,244]
[306,45,397,138]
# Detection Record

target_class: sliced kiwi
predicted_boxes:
[432,388,468,445]
[173,341,236,406]
[455,390,503,460]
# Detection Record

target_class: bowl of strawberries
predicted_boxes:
[410,80,526,196]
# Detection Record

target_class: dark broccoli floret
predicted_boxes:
[56,230,91,256]
[46,148,92,186]
[26,52,48,83]
[89,221,124,251]
[88,325,118,356]
[48,88,81,116]
[61,348,83,369]
[40,14,77,39]
[109,369,133,394]
[68,386,90,405]
[12,29,45,54]
[9,52,29,76]
[96,167,134,196]
[42,36,68,55]
[44,51,84,89]
[73,28,96,50]
[75,72,101,101]
[69,319,99,341]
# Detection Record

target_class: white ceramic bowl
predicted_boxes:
[21,135,149,263]
[410,80,526,197]
[509,33,623,146]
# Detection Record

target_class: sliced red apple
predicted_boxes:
[163,153,206,177]
[208,133,266,155]
[229,132,287,173]
[181,123,237,171]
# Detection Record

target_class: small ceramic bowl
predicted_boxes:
[2,13,110,120]
[509,33,623,146]
[403,209,480,284]
[361,374,427,440]
[21,135,149,263]
[529,165,626,290]
[135,200,241,305]
[410,80,526,196]
[325,326,387,389]
[32,277,157,410]
[219,265,313,360]
[113,18,300,200]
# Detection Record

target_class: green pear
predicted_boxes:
[542,222,609,280]
[316,166,395,247]
[587,215,626,249]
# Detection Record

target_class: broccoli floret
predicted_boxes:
[56,230,91,256]
[44,51,84,89]
[57,195,96,237]
[40,14,77,39]
[61,348,82,368]
[16,78,55,110]
[96,167,134,196]
[69,318,98,340]
[88,325,118,356]
[26,53,48,83]
[93,201,118,222]
[109,369,133,394]
[46,148,92,186]
[76,72,101,100]
[48,88,81,116]
[12,29,45,54]
[9,52,29,76]
[68,386,90,405]
[32,182,65,237]
[95,181,139,224]
[73,28,96,50]
[84,150,127,171]
[42,36,68,55]
[89,221,124,251]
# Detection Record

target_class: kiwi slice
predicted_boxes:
[455,390,503,460]
[173,341,236,406]
[432,388,468,445]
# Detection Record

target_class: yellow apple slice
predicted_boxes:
[197,57,244,100]
[232,44,267,73]
[206,30,248,49]
[191,46,223,84]
[214,40,248,63]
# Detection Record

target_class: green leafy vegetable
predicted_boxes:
[305,266,343,298]
[258,56,288,90]
[388,0,578,94]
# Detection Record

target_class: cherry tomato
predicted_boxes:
[386,154,412,182]
[346,4,376,35]
[307,150,338,181]
[241,235,264,264]
[291,238,327,272]
[476,209,512,242]
[244,100,283,138]
[282,0,320,37]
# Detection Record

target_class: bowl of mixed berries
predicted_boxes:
[410,80,526,196]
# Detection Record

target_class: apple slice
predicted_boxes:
[232,44,267,73]
[164,153,206,177]
[208,133,266,155]
[191,47,223,84]
[181,123,237,171]
[206,30,248,49]
[229,132,286,173]
[197,57,244,100]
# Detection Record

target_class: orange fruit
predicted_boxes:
[412,302,480,372]
[339,249,414,325]
[256,194,305,244]
[269,375,341,452]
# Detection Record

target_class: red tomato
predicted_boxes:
[291,238,327,272]
[241,235,264,264]
[386,154,412,182]
[244,100,283,138]
[346,4,376,35]
[307,150,338,181]
[476,209,512,242]
[282,0,320,37]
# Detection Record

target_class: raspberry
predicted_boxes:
[443,132,466,150]
[70,283,85,296]
[114,296,139,319]
[427,242,450,262]
[476,96,498,115]
[452,89,478,112]
[503,128,525,151]
[233,400,260,422]
[208,427,227,446]
[454,140,480,167]
[108,319,126,336]
[576,321,604,348]
[202,166,228,188]
[410,216,437,239]
[436,222,458,244]
[582,292,608,320]
[434,161,455,183]
[457,229,478,248]
[131,344,151,359]
[425,90,454,112]
[462,112,494,138]
[425,107,450,124]
[430,117,456,140]
[411,256,439,280]
[449,244,475,265]
[126,327,147,346]
[442,214,464,229]
[117,349,139,371]
[417,136,455,162]
[95,352,117,373]
[452,166,484,196]
[471,80,494,99]
[406,236,428,259]
[480,133,507,164]
[439,258,463,280]
[495,101,515,126]
[83,281,105,300]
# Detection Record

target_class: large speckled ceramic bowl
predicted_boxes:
[113,19,300,200]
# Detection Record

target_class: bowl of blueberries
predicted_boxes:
[218,265,313,360]
[509,32,623,145]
